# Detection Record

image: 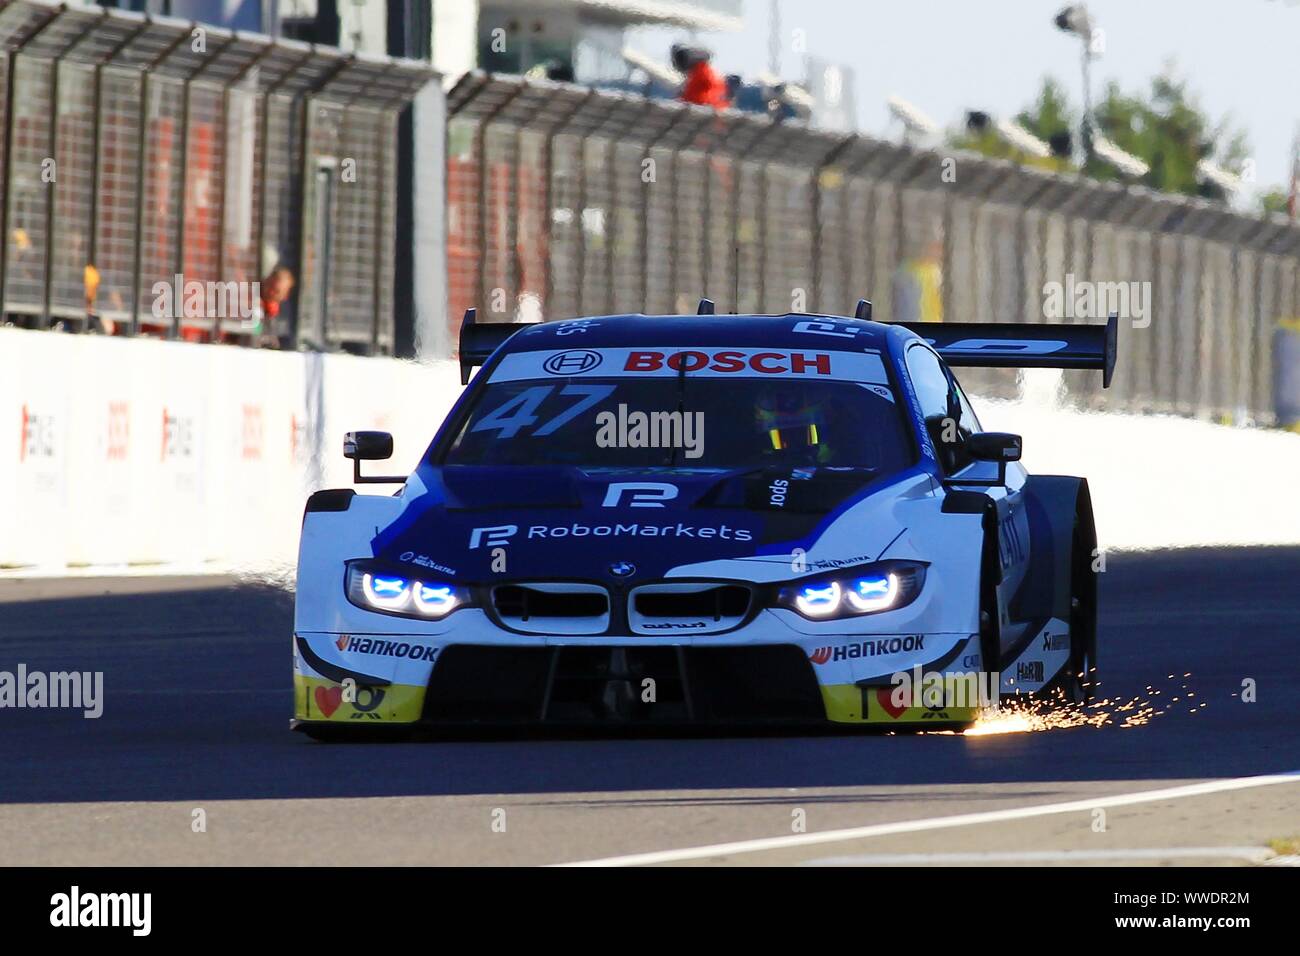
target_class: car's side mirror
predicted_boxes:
[945,432,1021,489]
[967,432,1022,463]
[343,431,404,484]
[344,430,393,461]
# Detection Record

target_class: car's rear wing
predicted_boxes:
[458,309,523,384]
[457,306,1118,388]
[896,314,1118,387]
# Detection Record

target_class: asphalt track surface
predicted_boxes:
[1,547,1297,866]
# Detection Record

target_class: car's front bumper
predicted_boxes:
[291,626,989,730]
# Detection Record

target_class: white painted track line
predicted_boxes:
[807,847,1276,866]
[554,771,1300,867]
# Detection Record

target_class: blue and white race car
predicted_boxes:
[291,301,1117,736]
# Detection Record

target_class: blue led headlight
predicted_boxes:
[794,581,842,617]
[362,573,411,609]
[346,563,468,619]
[774,561,925,621]
[412,582,458,616]
[845,572,898,612]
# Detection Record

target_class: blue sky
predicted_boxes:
[635,0,1299,198]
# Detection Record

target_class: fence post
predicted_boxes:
[129,28,191,336]
[216,40,274,341]
[255,47,312,346]
[535,88,590,319]
[810,135,855,312]
[0,5,64,320]
[173,33,235,340]
[88,19,149,283]
[38,58,60,328]
[377,73,435,354]
[473,83,525,318]
[726,120,775,314]
[49,15,115,329]
[638,109,689,313]
[296,54,355,349]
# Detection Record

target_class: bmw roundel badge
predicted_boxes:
[608,561,636,578]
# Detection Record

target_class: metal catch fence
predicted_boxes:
[447,72,1300,422]
[0,0,433,352]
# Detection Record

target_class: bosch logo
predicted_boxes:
[624,350,831,375]
[543,350,603,375]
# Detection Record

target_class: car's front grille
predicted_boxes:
[486,580,755,636]
[628,583,753,635]
[489,583,610,635]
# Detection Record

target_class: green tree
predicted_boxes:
[948,82,1073,175]
[1257,188,1290,217]
[1016,76,1075,149]
[951,70,1254,202]
[1088,71,1249,200]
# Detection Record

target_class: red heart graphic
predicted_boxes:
[315,685,343,718]
[875,687,908,719]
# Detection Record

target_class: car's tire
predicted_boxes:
[987,500,1097,708]
[978,511,1002,693]
[1060,511,1098,704]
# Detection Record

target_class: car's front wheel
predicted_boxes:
[1059,513,1098,704]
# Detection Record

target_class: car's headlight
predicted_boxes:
[346,563,470,619]
[771,561,926,621]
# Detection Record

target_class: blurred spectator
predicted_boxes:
[672,44,729,109]
[83,262,110,334]
[10,226,31,258]
[891,232,945,324]
[258,265,295,347]
[8,227,39,310]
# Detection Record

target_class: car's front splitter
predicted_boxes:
[292,627,1002,729]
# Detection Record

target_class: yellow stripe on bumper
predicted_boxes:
[294,674,425,723]
[822,683,979,725]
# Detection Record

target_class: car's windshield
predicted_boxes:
[441,374,914,472]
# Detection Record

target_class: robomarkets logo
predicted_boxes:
[468,522,754,548]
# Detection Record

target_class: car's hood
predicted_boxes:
[368,464,903,583]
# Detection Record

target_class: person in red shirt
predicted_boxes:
[672,44,730,109]
[256,265,295,347]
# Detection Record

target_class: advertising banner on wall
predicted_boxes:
[0,329,461,572]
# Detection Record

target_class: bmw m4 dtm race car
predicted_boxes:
[292,300,1117,737]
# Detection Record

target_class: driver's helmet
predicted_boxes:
[754,388,831,460]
